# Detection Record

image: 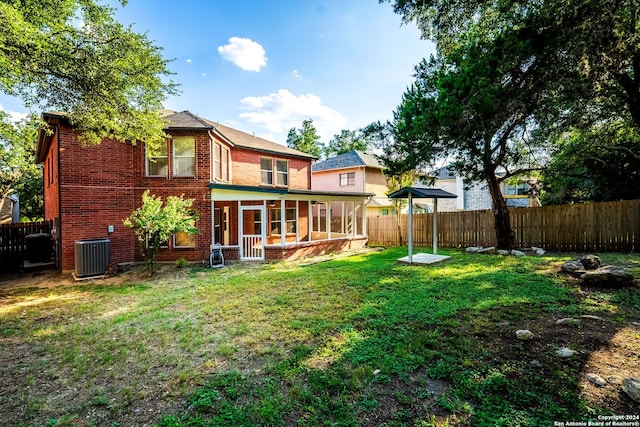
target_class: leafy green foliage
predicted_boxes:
[323,129,373,159]
[0,0,177,151]
[381,30,551,247]
[542,121,640,204]
[383,0,640,204]
[0,112,41,220]
[286,119,323,158]
[123,190,198,273]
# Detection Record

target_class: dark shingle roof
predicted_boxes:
[311,150,383,172]
[162,111,316,160]
[388,186,458,199]
[162,110,213,130]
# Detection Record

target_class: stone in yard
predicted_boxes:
[607,376,622,385]
[497,250,510,256]
[531,246,546,255]
[579,255,601,270]
[586,373,607,387]
[561,261,584,275]
[477,246,496,254]
[516,330,535,340]
[580,266,635,287]
[511,249,526,257]
[556,347,576,358]
[556,318,580,325]
[466,246,483,253]
[622,377,640,402]
[579,315,604,321]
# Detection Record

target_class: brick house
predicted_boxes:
[36,110,370,273]
[311,151,395,216]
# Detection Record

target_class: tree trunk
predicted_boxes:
[485,173,515,249]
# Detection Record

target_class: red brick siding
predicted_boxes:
[50,123,213,271]
[43,129,59,222]
[231,147,311,189]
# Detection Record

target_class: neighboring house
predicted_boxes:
[36,110,370,272]
[0,193,19,224]
[428,166,540,211]
[311,150,395,216]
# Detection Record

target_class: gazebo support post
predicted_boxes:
[433,198,438,255]
[408,192,413,263]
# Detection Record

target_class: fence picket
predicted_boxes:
[367,200,640,252]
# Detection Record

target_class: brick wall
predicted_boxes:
[231,147,311,189]
[51,123,214,271]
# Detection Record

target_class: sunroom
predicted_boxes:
[209,183,371,261]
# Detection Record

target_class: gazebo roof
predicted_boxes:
[388,186,457,199]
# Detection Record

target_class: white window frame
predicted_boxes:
[276,159,288,187]
[212,142,231,182]
[172,136,196,177]
[260,157,273,185]
[339,172,355,186]
[145,142,168,177]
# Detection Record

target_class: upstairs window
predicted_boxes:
[261,157,273,185]
[339,172,355,186]
[173,136,195,177]
[212,142,230,182]
[276,160,288,186]
[146,142,168,177]
[506,183,527,196]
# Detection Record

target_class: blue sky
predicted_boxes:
[1,0,435,145]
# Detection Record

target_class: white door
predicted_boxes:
[239,206,265,260]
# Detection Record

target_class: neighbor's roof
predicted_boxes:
[312,150,384,172]
[428,165,457,180]
[388,186,457,199]
[162,110,317,160]
[368,196,394,208]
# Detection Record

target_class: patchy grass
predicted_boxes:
[1,248,639,426]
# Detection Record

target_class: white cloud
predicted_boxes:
[0,104,28,122]
[186,58,192,63]
[291,69,303,80]
[238,89,347,142]
[217,37,267,72]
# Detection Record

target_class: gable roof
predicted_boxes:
[162,110,213,130]
[162,110,317,160]
[388,186,458,199]
[311,150,384,172]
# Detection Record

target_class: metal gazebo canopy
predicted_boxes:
[388,186,457,264]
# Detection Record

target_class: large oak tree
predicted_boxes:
[0,0,177,151]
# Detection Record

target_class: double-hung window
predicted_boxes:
[261,157,288,186]
[212,142,230,182]
[261,157,273,185]
[276,160,288,186]
[173,136,195,176]
[339,172,355,186]
[146,142,168,177]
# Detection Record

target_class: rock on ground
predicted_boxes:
[622,378,640,402]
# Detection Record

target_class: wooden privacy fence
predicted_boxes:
[367,199,640,252]
[0,221,53,272]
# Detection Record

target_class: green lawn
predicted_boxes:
[1,247,639,426]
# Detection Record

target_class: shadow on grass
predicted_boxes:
[162,247,640,427]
